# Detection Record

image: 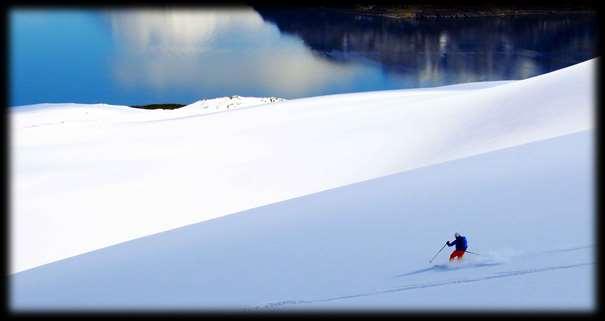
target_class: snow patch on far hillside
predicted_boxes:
[182,95,286,112]
[11,96,287,129]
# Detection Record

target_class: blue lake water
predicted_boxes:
[10,8,597,106]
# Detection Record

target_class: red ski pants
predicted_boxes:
[449,250,465,261]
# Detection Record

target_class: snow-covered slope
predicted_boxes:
[181,95,286,112]
[11,130,594,310]
[12,95,286,129]
[10,59,594,274]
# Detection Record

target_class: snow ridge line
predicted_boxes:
[252,262,594,310]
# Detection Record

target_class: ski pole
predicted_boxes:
[429,243,448,263]
[465,250,481,256]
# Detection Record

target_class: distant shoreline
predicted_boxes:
[130,103,186,110]
[316,5,595,19]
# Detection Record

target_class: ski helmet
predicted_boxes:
[454,232,461,238]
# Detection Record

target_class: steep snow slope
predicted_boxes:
[10,59,594,273]
[11,130,594,310]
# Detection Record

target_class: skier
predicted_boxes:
[446,232,468,262]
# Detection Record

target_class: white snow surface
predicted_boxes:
[10,59,595,276]
[11,130,594,310]
[12,95,287,128]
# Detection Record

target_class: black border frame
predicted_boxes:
[2,0,601,318]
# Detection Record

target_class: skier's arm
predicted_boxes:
[446,239,456,247]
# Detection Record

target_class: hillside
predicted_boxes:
[11,57,594,284]
[12,130,594,310]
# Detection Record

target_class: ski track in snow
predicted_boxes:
[523,244,595,257]
[393,244,593,278]
[254,263,594,310]
[253,245,594,310]
[394,262,504,278]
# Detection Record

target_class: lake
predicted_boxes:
[9,7,597,107]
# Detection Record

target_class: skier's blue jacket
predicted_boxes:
[447,235,468,251]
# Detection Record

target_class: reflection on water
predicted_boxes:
[256,8,597,86]
[106,8,375,99]
[10,8,597,106]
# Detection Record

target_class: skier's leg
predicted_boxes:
[450,250,464,261]
[449,251,457,261]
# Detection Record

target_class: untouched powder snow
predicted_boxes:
[10,59,595,274]
[11,130,594,310]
